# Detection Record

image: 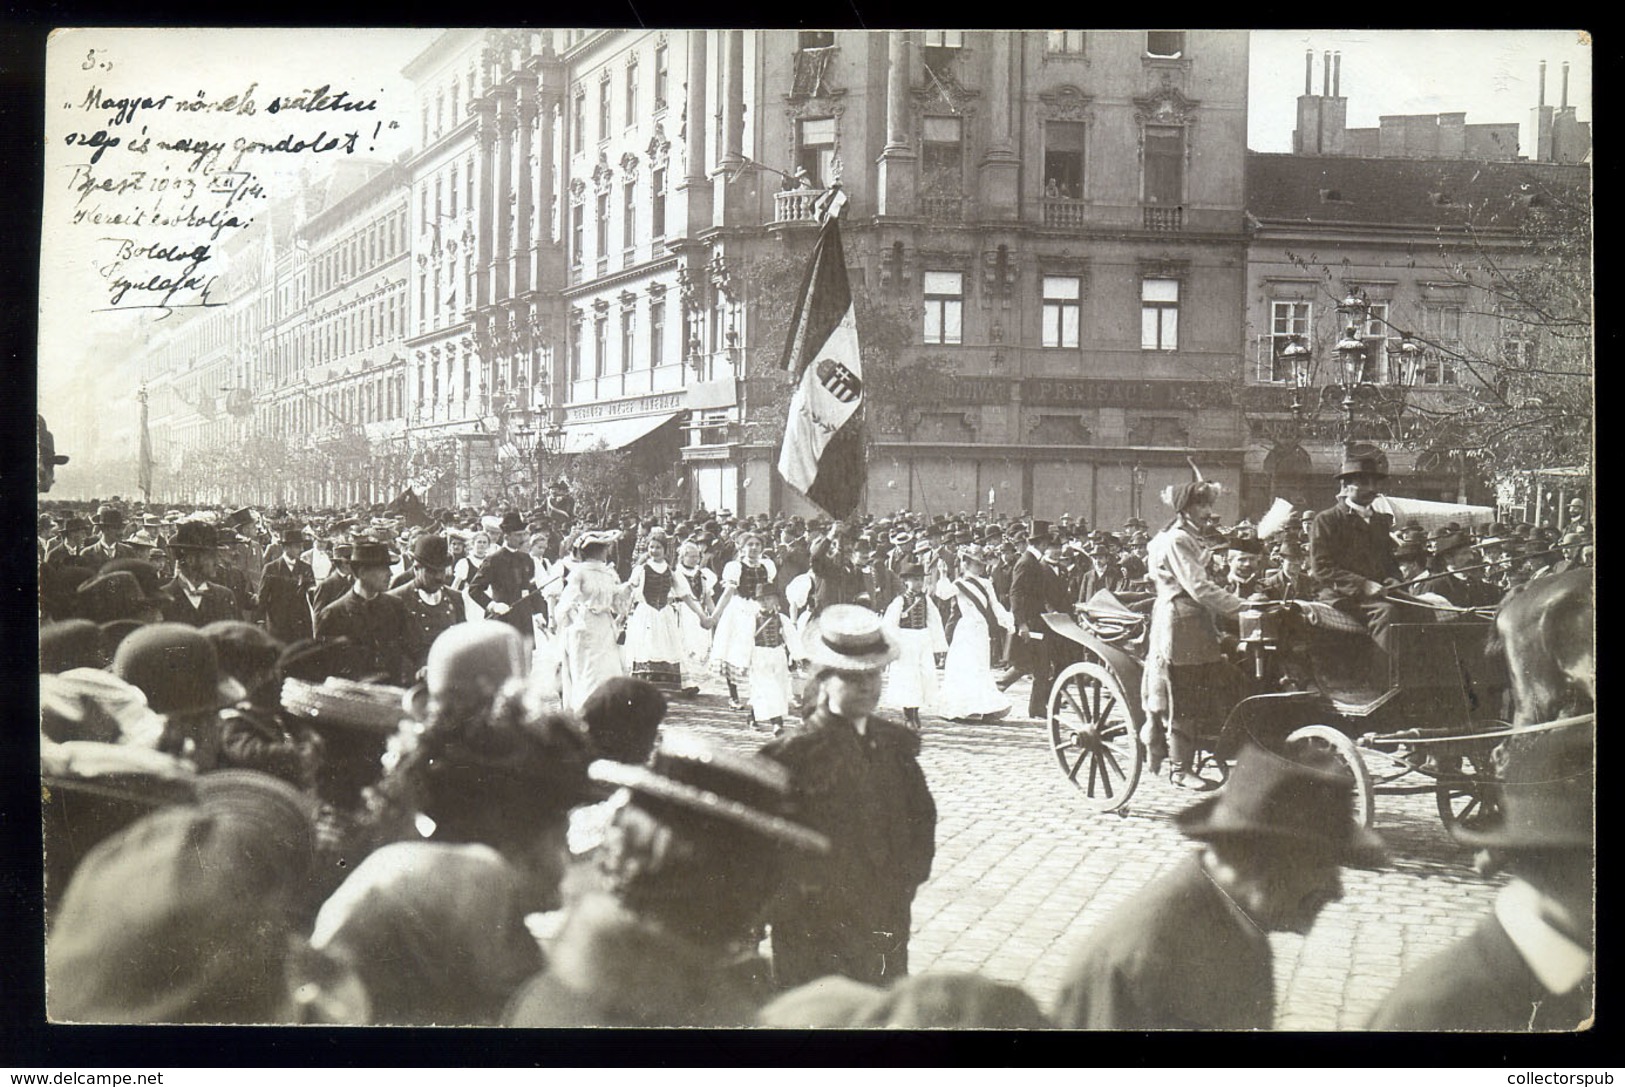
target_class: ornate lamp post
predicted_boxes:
[1280,289,1423,453]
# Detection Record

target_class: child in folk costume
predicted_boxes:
[881,562,948,729]
[557,529,630,714]
[708,532,778,711]
[933,545,1015,722]
[746,586,803,734]
[623,534,701,694]
[672,540,716,696]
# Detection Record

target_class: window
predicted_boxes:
[466,157,475,209]
[594,316,608,379]
[436,94,444,138]
[654,43,669,108]
[922,116,963,189]
[450,83,459,127]
[435,178,443,221]
[922,271,964,345]
[651,167,666,237]
[421,105,430,146]
[1043,122,1086,200]
[1047,31,1086,54]
[448,166,458,217]
[621,311,635,372]
[1421,305,1462,384]
[573,91,585,153]
[799,31,835,49]
[571,202,584,265]
[623,179,637,250]
[570,320,583,381]
[464,254,473,308]
[1501,313,1538,369]
[1141,279,1179,350]
[921,30,964,47]
[1359,302,1389,383]
[1143,126,1184,205]
[625,59,638,126]
[650,299,665,368]
[1266,301,1311,382]
[596,192,610,260]
[1145,31,1186,58]
[1042,276,1081,348]
[796,117,836,189]
[598,79,611,141]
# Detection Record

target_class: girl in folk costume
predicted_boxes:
[557,529,630,714]
[881,563,948,729]
[672,539,717,696]
[1142,476,1245,791]
[708,532,778,711]
[746,586,804,734]
[933,545,1015,722]
[623,533,701,694]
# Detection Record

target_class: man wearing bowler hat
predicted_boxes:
[387,533,464,679]
[86,505,137,565]
[1307,444,1417,654]
[313,539,412,686]
[1054,742,1385,1029]
[1369,723,1593,1030]
[160,522,241,627]
[468,511,542,651]
[257,524,317,644]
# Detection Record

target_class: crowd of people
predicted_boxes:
[35,453,1592,1029]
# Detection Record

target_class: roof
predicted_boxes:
[1247,153,1590,231]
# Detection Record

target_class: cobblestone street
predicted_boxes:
[660,676,1505,1031]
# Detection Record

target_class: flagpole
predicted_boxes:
[137,384,154,503]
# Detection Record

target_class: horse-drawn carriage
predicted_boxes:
[1041,568,1591,835]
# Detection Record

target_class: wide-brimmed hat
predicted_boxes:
[1426,526,1470,555]
[404,621,529,722]
[76,572,149,624]
[1174,743,1386,865]
[1336,444,1390,481]
[802,605,900,672]
[588,730,829,854]
[349,540,394,568]
[497,511,526,533]
[111,623,245,716]
[168,521,220,552]
[282,676,409,735]
[91,505,125,529]
[1394,538,1427,562]
[577,528,622,549]
[1454,721,1593,851]
[276,522,308,544]
[411,534,453,568]
[889,530,914,547]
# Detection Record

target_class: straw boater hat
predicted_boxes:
[801,605,900,672]
[577,528,622,550]
[587,729,829,854]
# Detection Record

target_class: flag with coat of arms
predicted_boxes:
[776,188,865,517]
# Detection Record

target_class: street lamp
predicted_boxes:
[1280,288,1423,452]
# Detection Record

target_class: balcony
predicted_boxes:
[1043,200,1086,229]
[773,188,828,224]
[1143,206,1183,232]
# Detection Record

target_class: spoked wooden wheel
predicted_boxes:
[1049,661,1143,812]
[1287,724,1376,829]
[1435,756,1503,836]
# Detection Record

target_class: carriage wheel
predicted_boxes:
[1049,661,1143,812]
[1286,725,1376,830]
[1435,758,1503,836]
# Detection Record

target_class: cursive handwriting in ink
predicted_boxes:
[265,84,377,114]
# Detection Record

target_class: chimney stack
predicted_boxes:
[1562,61,1570,108]
[1539,60,1547,107]
[1333,51,1342,97]
[1305,49,1314,95]
[1323,50,1332,95]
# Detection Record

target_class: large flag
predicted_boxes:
[137,388,154,501]
[776,204,865,517]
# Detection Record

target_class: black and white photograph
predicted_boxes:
[33,27,1593,1035]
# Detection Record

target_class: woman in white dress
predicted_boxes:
[933,545,1015,722]
[557,529,629,713]
[672,539,717,696]
[623,533,699,694]
[707,532,778,711]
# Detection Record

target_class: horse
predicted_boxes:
[1493,567,1594,727]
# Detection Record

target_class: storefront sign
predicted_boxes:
[564,390,686,422]
[1021,378,1232,410]
[936,376,1012,405]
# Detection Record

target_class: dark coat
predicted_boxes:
[1366,912,1592,1031]
[313,587,413,686]
[1309,500,1401,600]
[311,571,352,616]
[467,546,539,639]
[257,558,316,643]
[159,577,239,627]
[388,581,464,678]
[504,892,770,1028]
[1008,550,1068,685]
[774,539,811,595]
[760,708,937,990]
[1053,854,1275,1030]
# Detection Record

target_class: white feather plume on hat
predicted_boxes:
[1256,498,1297,541]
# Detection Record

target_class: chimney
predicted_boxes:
[1305,49,1314,95]
[1562,61,1570,108]
[1539,60,1546,107]
[1323,50,1332,96]
[1333,51,1342,97]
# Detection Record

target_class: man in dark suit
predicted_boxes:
[314,539,412,686]
[1004,523,1071,718]
[1056,744,1385,1029]
[388,533,463,679]
[311,542,355,617]
[1369,724,1592,1031]
[82,505,138,566]
[160,521,241,627]
[468,511,540,651]
[257,524,316,643]
[1308,445,1413,653]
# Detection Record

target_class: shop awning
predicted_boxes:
[557,411,680,454]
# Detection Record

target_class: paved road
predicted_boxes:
[658,676,1504,1030]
